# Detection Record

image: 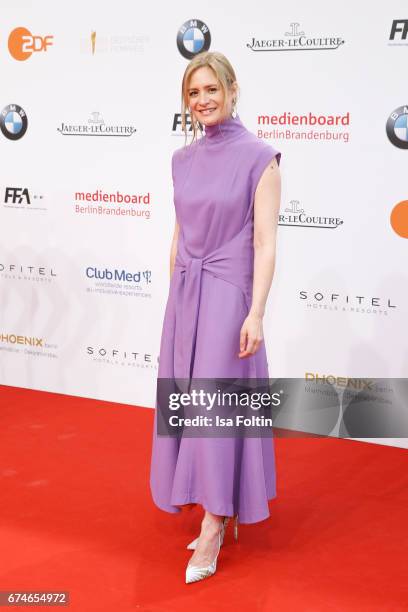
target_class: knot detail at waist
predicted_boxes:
[174,227,254,380]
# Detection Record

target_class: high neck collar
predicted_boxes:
[202,113,247,145]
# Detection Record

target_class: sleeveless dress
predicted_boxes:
[150,114,281,524]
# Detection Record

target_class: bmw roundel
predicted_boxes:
[0,104,28,140]
[386,105,408,149]
[177,19,211,59]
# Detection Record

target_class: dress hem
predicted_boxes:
[151,493,278,525]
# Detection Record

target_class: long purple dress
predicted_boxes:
[150,114,281,524]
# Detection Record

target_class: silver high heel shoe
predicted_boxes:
[186,514,238,549]
[185,520,223,584]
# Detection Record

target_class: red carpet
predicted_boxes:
[0,384,407,611]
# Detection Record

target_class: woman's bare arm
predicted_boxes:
[250,156,281,318]
[239,156,281,357]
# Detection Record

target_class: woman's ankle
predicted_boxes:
[201,515,223,534]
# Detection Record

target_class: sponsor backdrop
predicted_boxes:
[1,2,407,447]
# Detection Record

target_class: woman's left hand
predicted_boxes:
[238,312,264,358]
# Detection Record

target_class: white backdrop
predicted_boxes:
[1,1,407,447]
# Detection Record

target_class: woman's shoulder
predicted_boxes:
[240,131,281,160]
[239,133,282,172]
[235,134,281,190]
[172,139,200,166]
[171,140,200,184]
[173,134,203,156]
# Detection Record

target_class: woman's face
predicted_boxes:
[187,66,234,127]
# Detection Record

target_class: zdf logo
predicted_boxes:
[8,27,53,61]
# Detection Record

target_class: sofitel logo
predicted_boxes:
[279,200,343,229]
[299,291,397,316]
[86,345,158,369]
[247,22,345,52]
[0,263,57,282]
[57,112,137,137]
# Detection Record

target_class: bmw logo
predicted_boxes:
[0,104,28,140]
[386,105,408,149]
[177,19,211,59]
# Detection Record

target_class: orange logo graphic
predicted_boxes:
[8,27,54,61]
[390,200,408,238]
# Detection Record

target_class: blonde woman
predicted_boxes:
[150,51,282,583]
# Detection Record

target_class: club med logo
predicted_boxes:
[0,104,28,140]
[386,106,408,149]
[279,200,343,229]
[86,267,152,284]
[4,186,46,210]
[85,266,152,299]
[247,22,345,52]
[8,27,53,60]
[257,112,350,143]
[299,291,397,316]
[389,19,408,45]
[57,112,137,137]
[390,200,408,238]
[177,19,211,59]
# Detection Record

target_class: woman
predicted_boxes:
[150,51,282,583]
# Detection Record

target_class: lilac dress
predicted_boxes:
[150,114,281,524]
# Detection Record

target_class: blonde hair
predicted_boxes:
[180,51,240,147]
